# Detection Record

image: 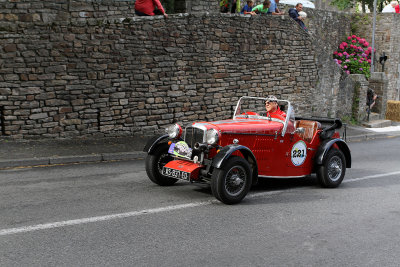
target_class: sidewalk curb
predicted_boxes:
[0,151,146,169]
[1,133,399,169]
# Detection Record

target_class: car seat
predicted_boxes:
[294,120,322,143]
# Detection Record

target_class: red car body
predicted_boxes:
[144,97,351,204]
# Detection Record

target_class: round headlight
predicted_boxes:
[206,129,219,145]
[165,124,182,139]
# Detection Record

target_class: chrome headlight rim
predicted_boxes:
[166,124,182,139]
[206,128,219,145]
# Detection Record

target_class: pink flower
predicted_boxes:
[347,36,352,40]
[352,40,356,43]
[356,37,360,41]
[337,60,342,64]
[343,65,348,69]
[333,51,338,55]
[342,42,348,47]
[346,70,350,74]
[338,53,343,57]
[359,60,363,63]
[364,42,369,47]
[339,45,344,50]
[352,35,356,38]
[367,47,372,51]
[367,59,371,63]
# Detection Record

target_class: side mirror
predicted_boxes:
[295,127,305,134]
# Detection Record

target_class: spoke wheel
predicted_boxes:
[145,143,178,186]
[211,156,252,204]
[317,149,346,188]
[224,165,247,197]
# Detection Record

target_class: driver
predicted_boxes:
[265,95,286,118]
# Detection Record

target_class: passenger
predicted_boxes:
[265,95,286,118]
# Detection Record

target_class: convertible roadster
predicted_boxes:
[144,96,351,204]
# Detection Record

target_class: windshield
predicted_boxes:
[233,96,296,136]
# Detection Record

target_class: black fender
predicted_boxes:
[212,144,259,184]
[143,134,169,154]
[315,138,351,168]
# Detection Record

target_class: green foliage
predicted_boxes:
[330,0,355,10]
[331,0,388,12]
[351,14,370,35]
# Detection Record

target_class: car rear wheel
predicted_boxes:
[316,149,346,188]
[145,143,178,186]
[211,156,252,204]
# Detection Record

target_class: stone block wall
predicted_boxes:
[0,0,136,23]
[305,9,352,118]
[1,13,319,138]
[353,14,400,102]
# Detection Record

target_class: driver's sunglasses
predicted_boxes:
[265,101,276,105]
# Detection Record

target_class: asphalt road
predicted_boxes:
[1,137,400,266]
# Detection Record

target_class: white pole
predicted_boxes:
[370,0,377,73]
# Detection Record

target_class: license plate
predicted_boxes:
[162,167,190,180]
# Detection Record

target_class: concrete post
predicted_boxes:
[349,74,369,122]
[368,72,388,119]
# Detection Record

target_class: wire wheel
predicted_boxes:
[327,155,343,182]
[316,148,346,188]
[211,156,252,204]
[224,165,247,197]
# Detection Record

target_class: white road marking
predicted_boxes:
[343,171,400,183]
[1,171,400,237]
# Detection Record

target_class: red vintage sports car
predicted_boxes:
[144,96,351,204]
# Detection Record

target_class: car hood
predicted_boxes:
[192,119,283,134]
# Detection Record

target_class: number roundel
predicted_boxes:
[291,141,307,166]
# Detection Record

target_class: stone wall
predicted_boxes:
[1,13,320,138]
[353,14,400,101]
[305,9,352,118]
[0,0,136,23]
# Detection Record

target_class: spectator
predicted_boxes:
[395,3,400,12]
[220,0,229,13]
[267,0,285,15]
[135,0,168,18]
[241,0,256,15]
[289,3,307,32]
[230,0,241,13]
[252,0,271,15]
[382,1,398,12]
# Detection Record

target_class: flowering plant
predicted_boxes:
[333,35,373,79]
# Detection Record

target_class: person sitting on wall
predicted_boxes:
[267,0,285,15]
[134,0,168,18]
[382,1,398,12]
[241,0,256,15]
[252,0,271,15]
[289,3,307,32]
[265,95,286,118]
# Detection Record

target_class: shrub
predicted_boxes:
[332,35,373,79]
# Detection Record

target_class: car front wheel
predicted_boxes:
[211,156,252,204]
[145,143,178,186]
[316,149,346,188]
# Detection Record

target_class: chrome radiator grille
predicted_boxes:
[184,126,205,148]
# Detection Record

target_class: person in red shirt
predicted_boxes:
[395,4,400,13]
[265,95,286,118]
[134,0,168,18]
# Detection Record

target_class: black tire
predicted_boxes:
[211,156,252,204]
[145,143,178,186]
[316,149,346,188]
